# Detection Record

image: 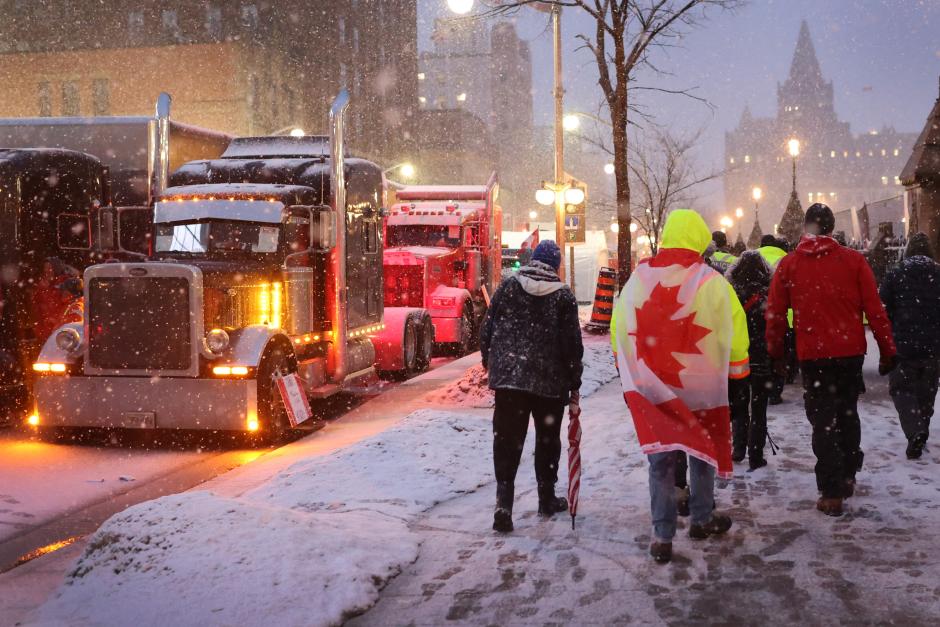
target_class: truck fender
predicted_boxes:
[427,286,471,318]
[214,326,294,370]
[36,323,84,365]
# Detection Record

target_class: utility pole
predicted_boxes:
[551,4,566,281]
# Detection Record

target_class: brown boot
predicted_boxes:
[816,496,843,517]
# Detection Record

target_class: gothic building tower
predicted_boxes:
[724,21,916,245]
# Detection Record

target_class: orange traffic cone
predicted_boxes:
[584,267,617,334]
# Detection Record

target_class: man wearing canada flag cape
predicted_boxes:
[612,209,750,563]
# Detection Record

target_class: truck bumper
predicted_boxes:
[34,375,258,431]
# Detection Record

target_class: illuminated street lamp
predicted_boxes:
[446,0,474,14]
[383,162,416,180]
[562,114,581,132]
[788,138,800,195]
[610,221,620,234]
[629,222,638,233]
[534,185,584,206]
[735,207,744,219]
[719,216,734,233]
[529,210,538,220]
[604,162,615,175]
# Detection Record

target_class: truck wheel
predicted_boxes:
[414,312,433,372]
[253,343,297,447]
[457,302,474,356]
[401,315,418,375]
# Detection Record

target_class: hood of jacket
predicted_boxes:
[757,245,787,266]
[795,234,839,257]
[515,260,568,296]
[659,209,711,255]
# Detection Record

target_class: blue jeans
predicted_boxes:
[648,451,715,542]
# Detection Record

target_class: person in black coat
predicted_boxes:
[480,240,584,533]
[879,232,940,459]
[726,250,774,470]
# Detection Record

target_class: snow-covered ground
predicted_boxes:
[35,333,940,625]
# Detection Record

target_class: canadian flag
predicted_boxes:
[613,252,745,478]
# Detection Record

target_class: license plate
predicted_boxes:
[121,412,156,428]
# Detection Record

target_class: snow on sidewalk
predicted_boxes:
[351,359,940,625]
[37,340,618,627]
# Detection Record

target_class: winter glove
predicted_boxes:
[878,354,897,376]
[772,358,788,378]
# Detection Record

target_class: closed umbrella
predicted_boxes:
[567,405,582,529]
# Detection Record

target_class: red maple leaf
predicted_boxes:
[629,283,711,388]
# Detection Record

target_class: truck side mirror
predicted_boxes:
[57,213,92,250]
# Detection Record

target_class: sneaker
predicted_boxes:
[493,507,513,532]
[676,486,690,517]
[816,497,843,517]
[538,495,569,517]
[748,456,768,471]
[906,433,927,460]
[649,541,673,564]
[688,513,732,540]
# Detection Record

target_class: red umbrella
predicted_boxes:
[567,404,582,529]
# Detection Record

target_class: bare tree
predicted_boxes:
[489,0,741,288]
[629,127,720,256]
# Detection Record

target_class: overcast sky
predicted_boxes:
[418,0,940,209]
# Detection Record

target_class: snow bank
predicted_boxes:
[42,493,416,627]
[40,410,496,627]
[425,333,617,408]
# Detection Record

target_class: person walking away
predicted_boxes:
[480,240,584,533]
[727,251,774,469]
[766,203,896,517]
[757,235,790,404]
[706,230,737,273]
[612,209,749,563]
[879,233,940,459]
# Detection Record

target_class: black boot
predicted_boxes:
[537,482,568,517]
[493,481,514,532]
[906,433,927,460]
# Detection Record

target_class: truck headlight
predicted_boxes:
[55,328,82,353]
[205,328,230,355]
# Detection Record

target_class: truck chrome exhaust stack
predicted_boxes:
[329,89,350,383]
[148,92,172,203]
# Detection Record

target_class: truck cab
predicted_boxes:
[380,176,501,355]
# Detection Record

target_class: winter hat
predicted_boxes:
[712,230,728,249]
[804,203,835,235]
[531,240,561,271]
[760,234,778,248]
[906,232,934,258]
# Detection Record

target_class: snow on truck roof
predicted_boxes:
[154,184,309,224]
[394,185,490,201]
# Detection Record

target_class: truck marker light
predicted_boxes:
[272,282,282,329]
[27,414,39,426]
[230,366,249,376]
[213,366,232,376]
[49,363,67,373]
[33,363,51,372]
[247,416,260,432]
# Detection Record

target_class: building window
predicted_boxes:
[162,9,180,38]
[743,154,750,164]
[843,150,848,157]
[418,96,426,106]
[808,193,814,203]
[38,82,52,116]
[729,157,735,164]
[128,10,144,43]
[893,148,900,156]
[894,176,901,186]
[339,63,347,88]
[92,78,109,115]
[62,81,80,116]
[205,5,222,39]
[338,17,346,43]
[241,4,258,29]
[352,28,360,54]
[855,151,861,157]
[881,176,888,185]
[830,150,835,158]
[881,149,886,157]
[417,72,426,81]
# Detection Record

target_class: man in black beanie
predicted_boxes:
[481,240,584,532]
[766,203,897,516]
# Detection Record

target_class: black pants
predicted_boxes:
[889,358,939,442]
[493,389,564,488]
[730,374,771,458]
[800,356,865,498]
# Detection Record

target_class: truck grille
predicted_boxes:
[88,277,192,371]
[383,265,424,308]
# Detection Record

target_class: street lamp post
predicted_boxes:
[788,139,800,195]
[550,4,566,280]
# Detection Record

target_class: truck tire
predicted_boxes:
[401,315,418,375]
[457,302,474,356]
[252,342,298,447]
[414,312,433,372]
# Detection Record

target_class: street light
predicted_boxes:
[535,189,556,206]
[289,128,305,137]
[534,186,585,206]
[383,162,416,179]
[529,210,538,220]
[788,138,800,196]
[604,163,615,175]
[629,222,638,233]
[735,207,744,219]
[562,114,581,132]
[610,221,620,234]
[446,0,474,14]
[719,216,734,230]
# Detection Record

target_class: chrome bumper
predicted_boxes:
[34,375,258,431]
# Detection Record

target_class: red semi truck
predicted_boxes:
[373,175,502,367]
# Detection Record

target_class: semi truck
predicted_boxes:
[0,96,231,423]
[32,91,433,441]
[374,176,502,360]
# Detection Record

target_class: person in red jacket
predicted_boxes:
[766,204,896,517]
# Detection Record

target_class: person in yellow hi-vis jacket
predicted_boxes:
[611,209,749,564]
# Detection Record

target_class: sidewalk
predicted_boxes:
[350,370,940,625]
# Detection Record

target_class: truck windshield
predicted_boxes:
[387,225,460,248]
[154,221,280,254]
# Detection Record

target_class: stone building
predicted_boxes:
[724,21,917,242]
[900,77,940,259]
[0,0,419,162]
